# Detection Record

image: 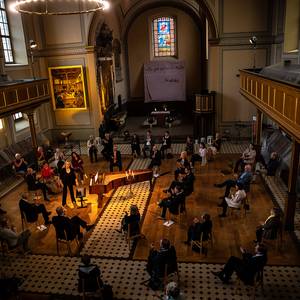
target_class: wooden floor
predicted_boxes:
[0,153,299,265]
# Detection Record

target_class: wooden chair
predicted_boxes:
[126,221,145,251]
[227,197,248,218]
[0,238,22,266]
[162,262,180,292]
[79,271,104,300]
[76,187,88,209]
[54,228,80,256]
[262,223,283,252]
[20,207,42,231]
[235,268,264,300]
[191,231,213,257]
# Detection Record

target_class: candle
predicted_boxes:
[132,171,135,179]
[90,178,92,186]
[126,171,128,179]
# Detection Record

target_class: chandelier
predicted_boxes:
[10,0,110,16]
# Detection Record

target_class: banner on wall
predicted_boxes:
[144,61,186,102]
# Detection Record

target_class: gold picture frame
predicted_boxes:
[48,65,87,110]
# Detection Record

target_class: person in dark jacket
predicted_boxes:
[212,244,267,285]
[131,134,141,157]
[160,131,172,159]
[52,206,93,240]
[158,186,185,219]
[147,239,177,287]
[19,193,51,225]
[109,144,122,171]
[117,205,141,235]
[101,132,113,161]
[183,167,195,196]
[60,161,77,207]
[255,207,282,243]
[149,145,161,177]
[266,152,280,176]
[25,168,49,201]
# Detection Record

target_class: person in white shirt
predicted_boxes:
[218,182,246,217]
[87,135,98,163]
[234,143,256,173]
[191,142,207,167]
[142,130,154,158]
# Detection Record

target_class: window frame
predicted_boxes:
[152,16,177,58]
[0,0,15,64]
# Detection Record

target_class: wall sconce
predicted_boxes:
[249,36,257,70]
[29,40,37,79]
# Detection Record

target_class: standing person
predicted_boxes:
[71,152,84,184]
[60,161,78,207]
[87,135,98,163]
[142,130,154,158]
[160,131,172,159]
[131,133,141,157]
[109,144,122,171]
[191,142,207,167]
[175,151,190,179]
[149,145,161,178]
[185,136,194,155]
[101,132,113,161]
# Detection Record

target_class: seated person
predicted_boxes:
[109,144,122,171]
[142,130,154,158]
[175,151,190,179]
[118,204,141,234]
[12,153,28,176]
[218,182,246,217]
[50,148,65,171]
[52,206,93,240]
[41,162,54,184]
[214,164,252,197]
[25,167,50,201]
[183,167,195,196]
[164,173,185,195]
[131,133,141,157]
[255,207,282,243]
[212,244,267,285]
[101,132,113,161]
[185,136,194,155]
[184,213,212,246]
[160,131,172,159]
[234,143,256,173]
[19,193,51,225]
[149,145,161,178]
[78,254,103,293]
[158,185,185,219]
[266,152,280,176]
[191,142,207,166]
[0,218,31,253]
[147,239,177,288]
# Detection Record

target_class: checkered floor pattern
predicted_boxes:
[1,255,300,299]
[62,141,249,157]
[82,181,151,258]
[130,158,152,170]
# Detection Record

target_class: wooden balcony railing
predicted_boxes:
[0,78,50,117]
[240,69,300,141]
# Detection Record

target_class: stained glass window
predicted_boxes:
[0,0,14,63]
[152,17,176,57]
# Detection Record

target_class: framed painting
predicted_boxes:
[48,65,87,110]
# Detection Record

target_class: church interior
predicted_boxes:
[0,0,300,299]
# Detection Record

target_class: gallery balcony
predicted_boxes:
[239,66,300,141]
[0,78,50,117]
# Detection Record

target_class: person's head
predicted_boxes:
[152,145,157,151]
[15,153,21,160]
[27,167,33,174]
[184,167,191,174]
[56,206,65,216]
[200,142,206,149]
[270,152,278,160]
[21,192,28,200]
[186,136,191,142]
[55,148,60,153]
[215,132,220,139]
[89,135,94,140]
[133,133,137,138]
[244,164,252,172]
[236,182,244,190]
[65,161,71,169]
[105,132,110,139]
[193,217,200,224]
[180,151,187,160]
[202,213,211,222]
[37,146,43,153]
[130,205,139,216]
[255,243,267,255]
[43,162,49,168]
[146,130,151,137]
[249,143,254,150]
[113,144,118,151]
[165,131,169,136]
[71,152,78,159]
[270,207,281,217]
[81,254,91,266]
[160,238,170,250]
[166,281,180,299]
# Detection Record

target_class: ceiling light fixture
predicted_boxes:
[10,0,110,16]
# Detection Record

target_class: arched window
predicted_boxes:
[152,17,176,57]
[0,0,14,63]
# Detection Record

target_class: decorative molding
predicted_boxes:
[36,46,95,57]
